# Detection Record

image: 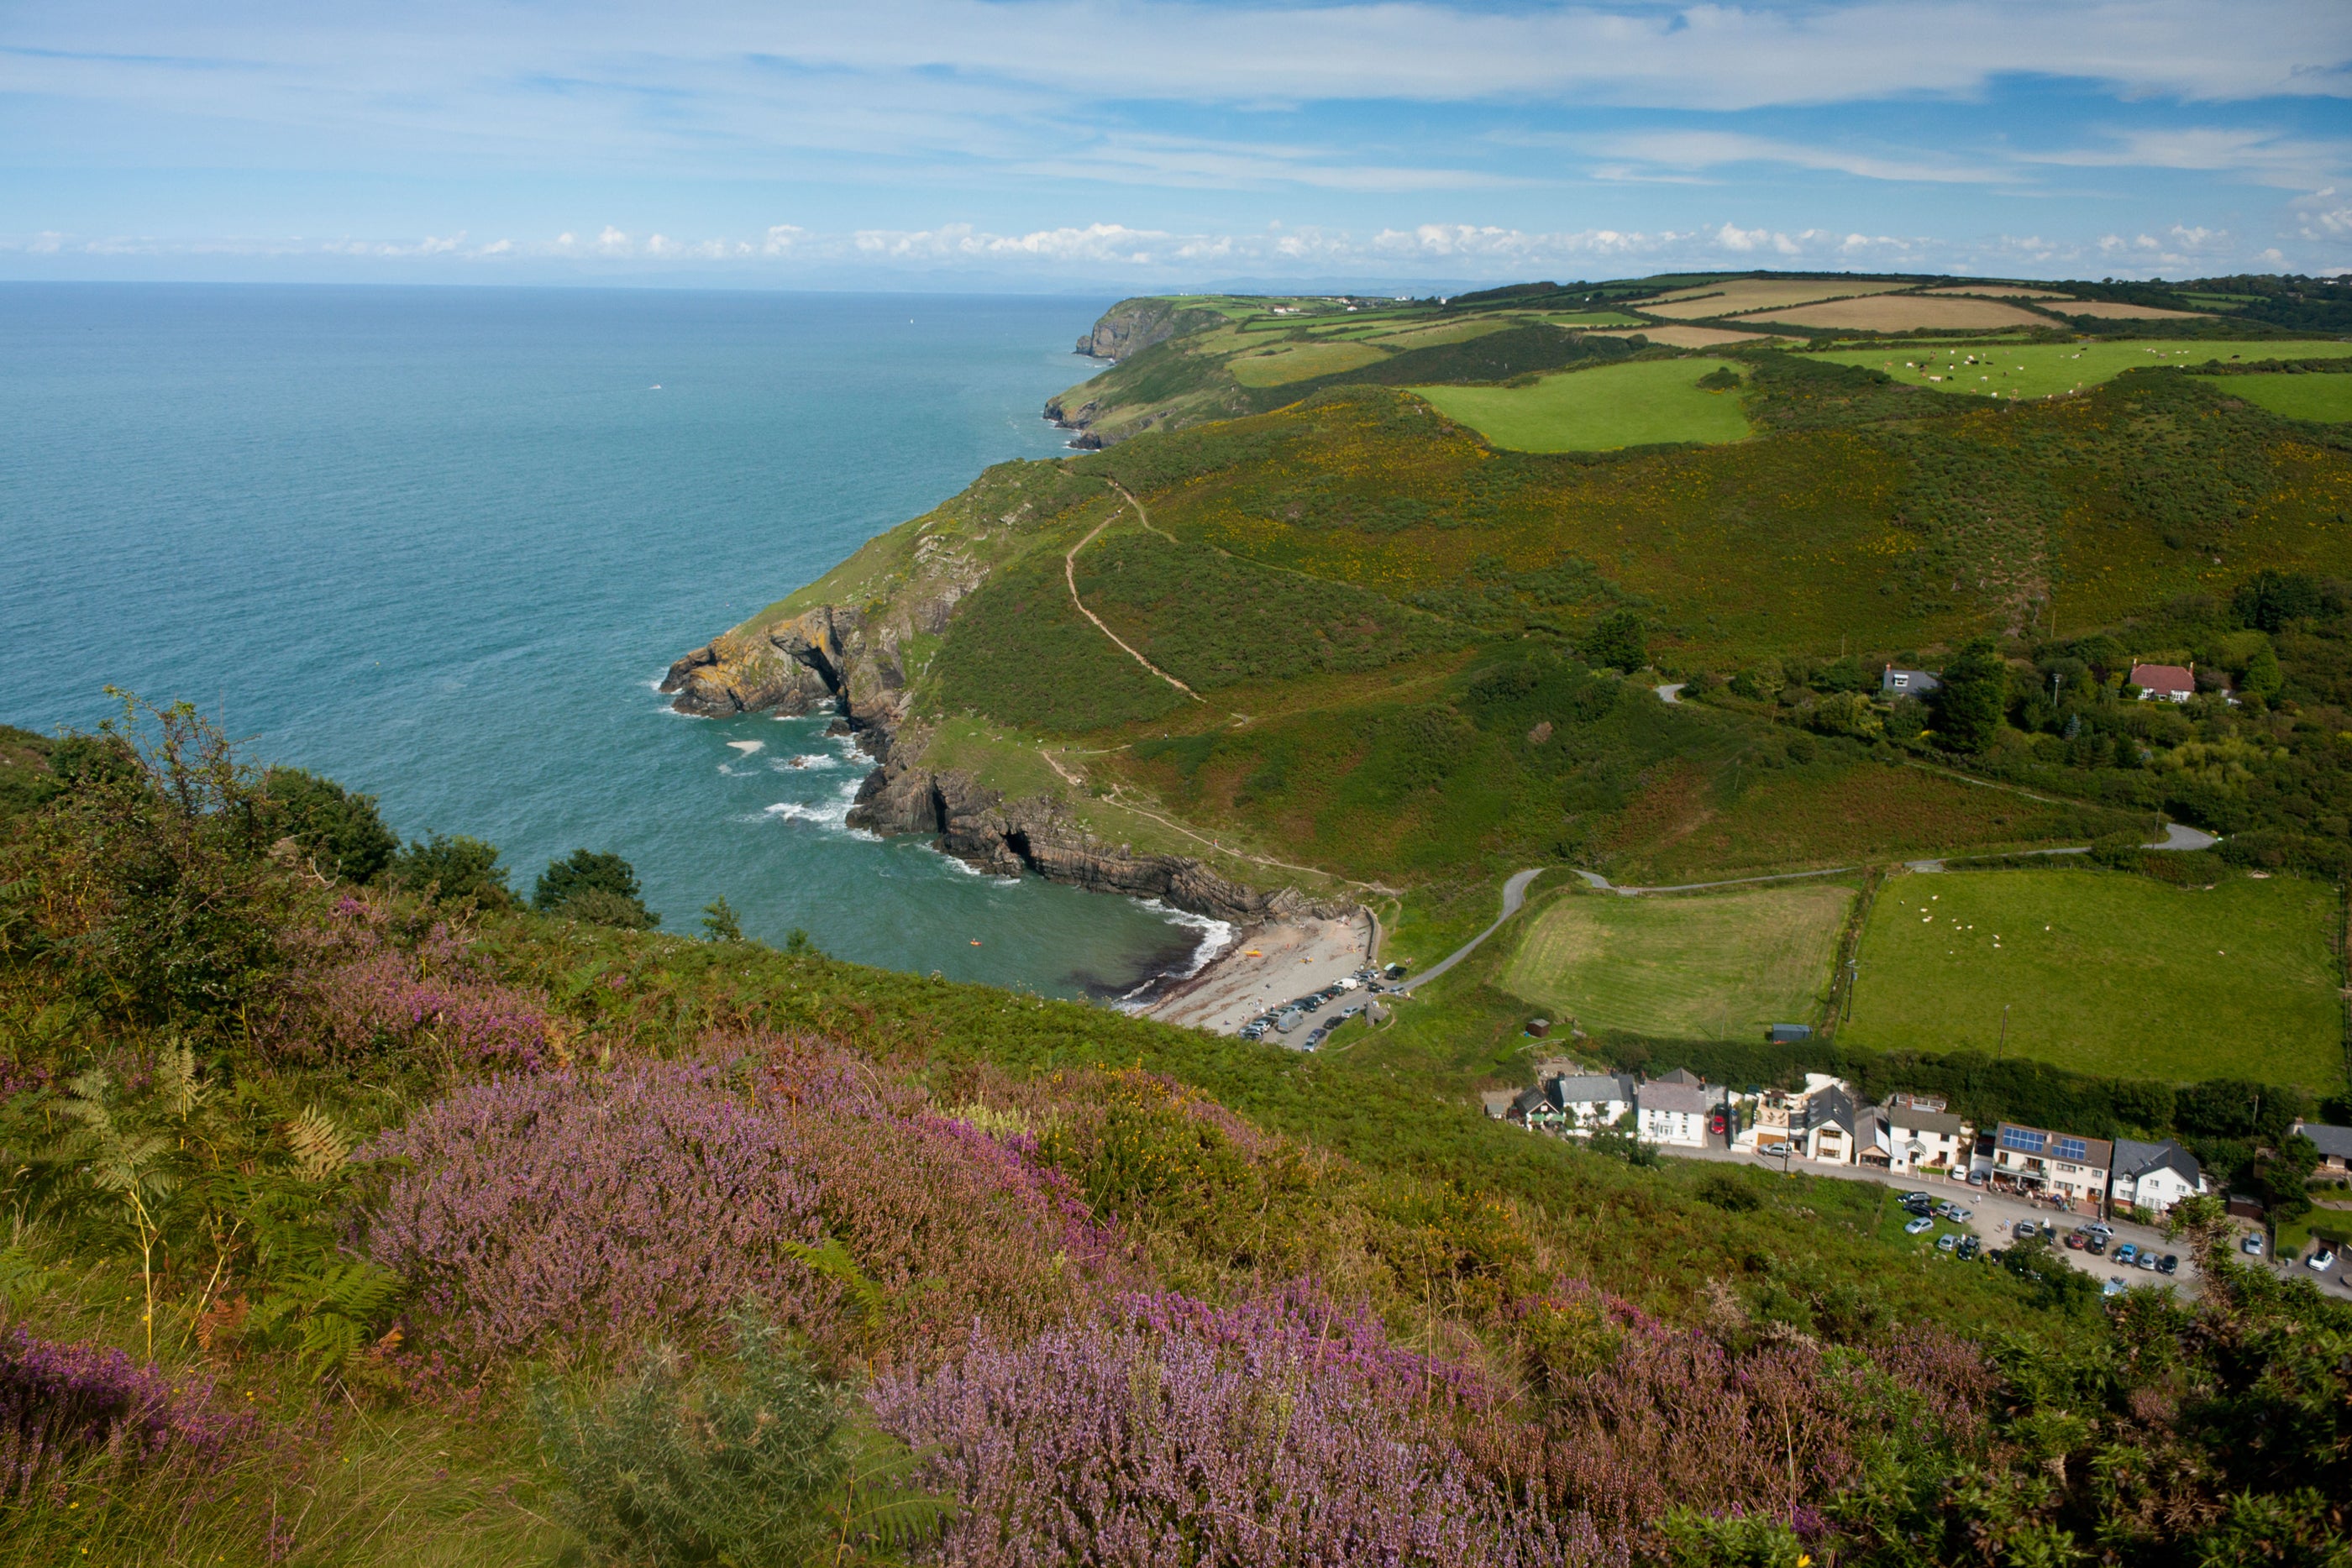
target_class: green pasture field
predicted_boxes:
[1814,339,2352,402]
[1500,881,1853,1040]
[1412,357,1751,452]
[2227,371,2352,423]
[1844,868,2344,1086]
[1230,340,1389,386]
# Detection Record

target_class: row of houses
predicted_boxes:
[1486,1066,2211,1216]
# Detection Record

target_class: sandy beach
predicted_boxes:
[1142,909,1377,1035]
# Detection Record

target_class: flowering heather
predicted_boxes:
[361,1041,1095,1370]
[870,1301,1614,1568]
[0,1329,259,1502]
[270,894,554,1071]
[361,1057,823,1365]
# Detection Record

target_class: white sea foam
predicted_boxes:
[1141,899,1237,979]
[727,739,765,755]
[769,752,839,772]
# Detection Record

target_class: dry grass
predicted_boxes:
[1639,279,1912,320]
[1592,324,1777,349]
[1741,296,2056,332]
[1923,286,2073,299]
[2044,301,2211,321]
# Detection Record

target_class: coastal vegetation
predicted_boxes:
[3,701,2349,1565]
[1410,358,1752,453]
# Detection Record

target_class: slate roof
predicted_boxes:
[1887,1105,1971,1138]
[1653,1067,1704,1086]
[1549,1073,1634,1108]
[1809,1085,1856,1135]
[1639,1081,1720,1115]
[2295,1121,2352,1162]
[2113,1137,2202,1185]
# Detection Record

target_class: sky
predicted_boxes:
[3,0,2348,290]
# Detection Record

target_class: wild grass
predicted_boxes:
[1412,359,1753,453]
[1500,881,1854,1040]
[1844,868,2343,1083]
[1813,338,2352,403]
[2229,371,2352,424]
[1228,340,1388,387]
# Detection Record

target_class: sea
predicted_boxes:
[0,282,1225,999]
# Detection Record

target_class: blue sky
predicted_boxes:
[3,0,2347,288]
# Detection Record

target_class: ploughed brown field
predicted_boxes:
[1743,295,2059,331]
[1593,323,1776,348]
[1636,278,1912,319]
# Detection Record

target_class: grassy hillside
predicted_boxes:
[1412,357,1751,452]
[1816,338,2352,401]
[1845,866,2344,1083]
[29,711,2333,1566]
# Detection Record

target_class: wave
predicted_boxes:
[727,739,766,755]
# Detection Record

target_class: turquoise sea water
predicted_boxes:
[0,283,1220,999]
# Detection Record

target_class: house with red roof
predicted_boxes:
[2128,663,2197,703]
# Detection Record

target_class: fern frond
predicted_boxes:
[156,1041,208,1118]
[284,1107,351,1181]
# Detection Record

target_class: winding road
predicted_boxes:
[1399,868,1544,994]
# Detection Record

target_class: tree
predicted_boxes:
[262,768,399,884]
[535,849,659,929]
[1933,637,2008,752]
[388,833,512,908]
[2242,641,2285,702]
[700,896,744,942]
[2234,569,2322,632]
[1580,610,1646,674]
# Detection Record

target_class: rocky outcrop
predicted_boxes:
[847,756,1354,927]
[662,607,860,720]
[1074,298,1225,362]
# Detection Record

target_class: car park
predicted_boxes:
[2309,1249,2339,1272]
[1903,1216,1934,1235]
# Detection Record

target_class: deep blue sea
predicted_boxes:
[0,283,1218,999]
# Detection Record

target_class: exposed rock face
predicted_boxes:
[662,607,859,720]
[1073,298,1223,362]
[848,756,1354,927]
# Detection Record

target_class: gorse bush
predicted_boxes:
[538,1308,947,1568]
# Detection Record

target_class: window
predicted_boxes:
[1999,1126,2046,1155]
[2054,1136,2088,1162]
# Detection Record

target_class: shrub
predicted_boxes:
[260,768,398,884]
[269,896,556,1071]
[0,1329,260,1504]
[869,1291,1602,1568]
[386,833,512,908]
[535,1308,945,1568]
[533,850,659,929]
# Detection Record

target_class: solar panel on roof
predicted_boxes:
[2055,1136,2088,1162]
[1999,1126,2045,1154]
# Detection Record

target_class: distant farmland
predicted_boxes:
[1842,868,2344,1087]
[2229,372,2352,424]
[1814,339,2352,401]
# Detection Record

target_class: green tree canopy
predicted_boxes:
[1933,637,2008,752]
[261,768,399,884]
[534,849,659,928]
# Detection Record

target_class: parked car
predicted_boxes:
[1966,1170,1988,1186]
[2137,1252,2160,1271]
[1956,1236,1981,1261]
[2116,1243,2138,1264]
[2064,1231,2087,1251]
[1901,1193,1934,1212]
[1936,1233,1959,1252]
[1903,1216,1935,1235]
[2087,1237,2108,1256]
[2013,1221,2038,1240]
[2309,1249,2339,1272]
[2157,1254,2179,1275]
[2103,1277,2128,1298]
[2242,1235,2265,1256]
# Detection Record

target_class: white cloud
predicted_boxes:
[1589,130,2008,186]
[2024,127,2351,191]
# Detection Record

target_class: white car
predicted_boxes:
[2309,1250,2339,1273]
[1903,1216,1935,1235]
[2242,1235,2265,1256]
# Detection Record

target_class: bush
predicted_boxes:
[1581,609,1646,674]
[536,1308,944,1568]
[533,849,658,928]
[387,833,512,908]
[260,768,398,884]
[0,1327,261,1503]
